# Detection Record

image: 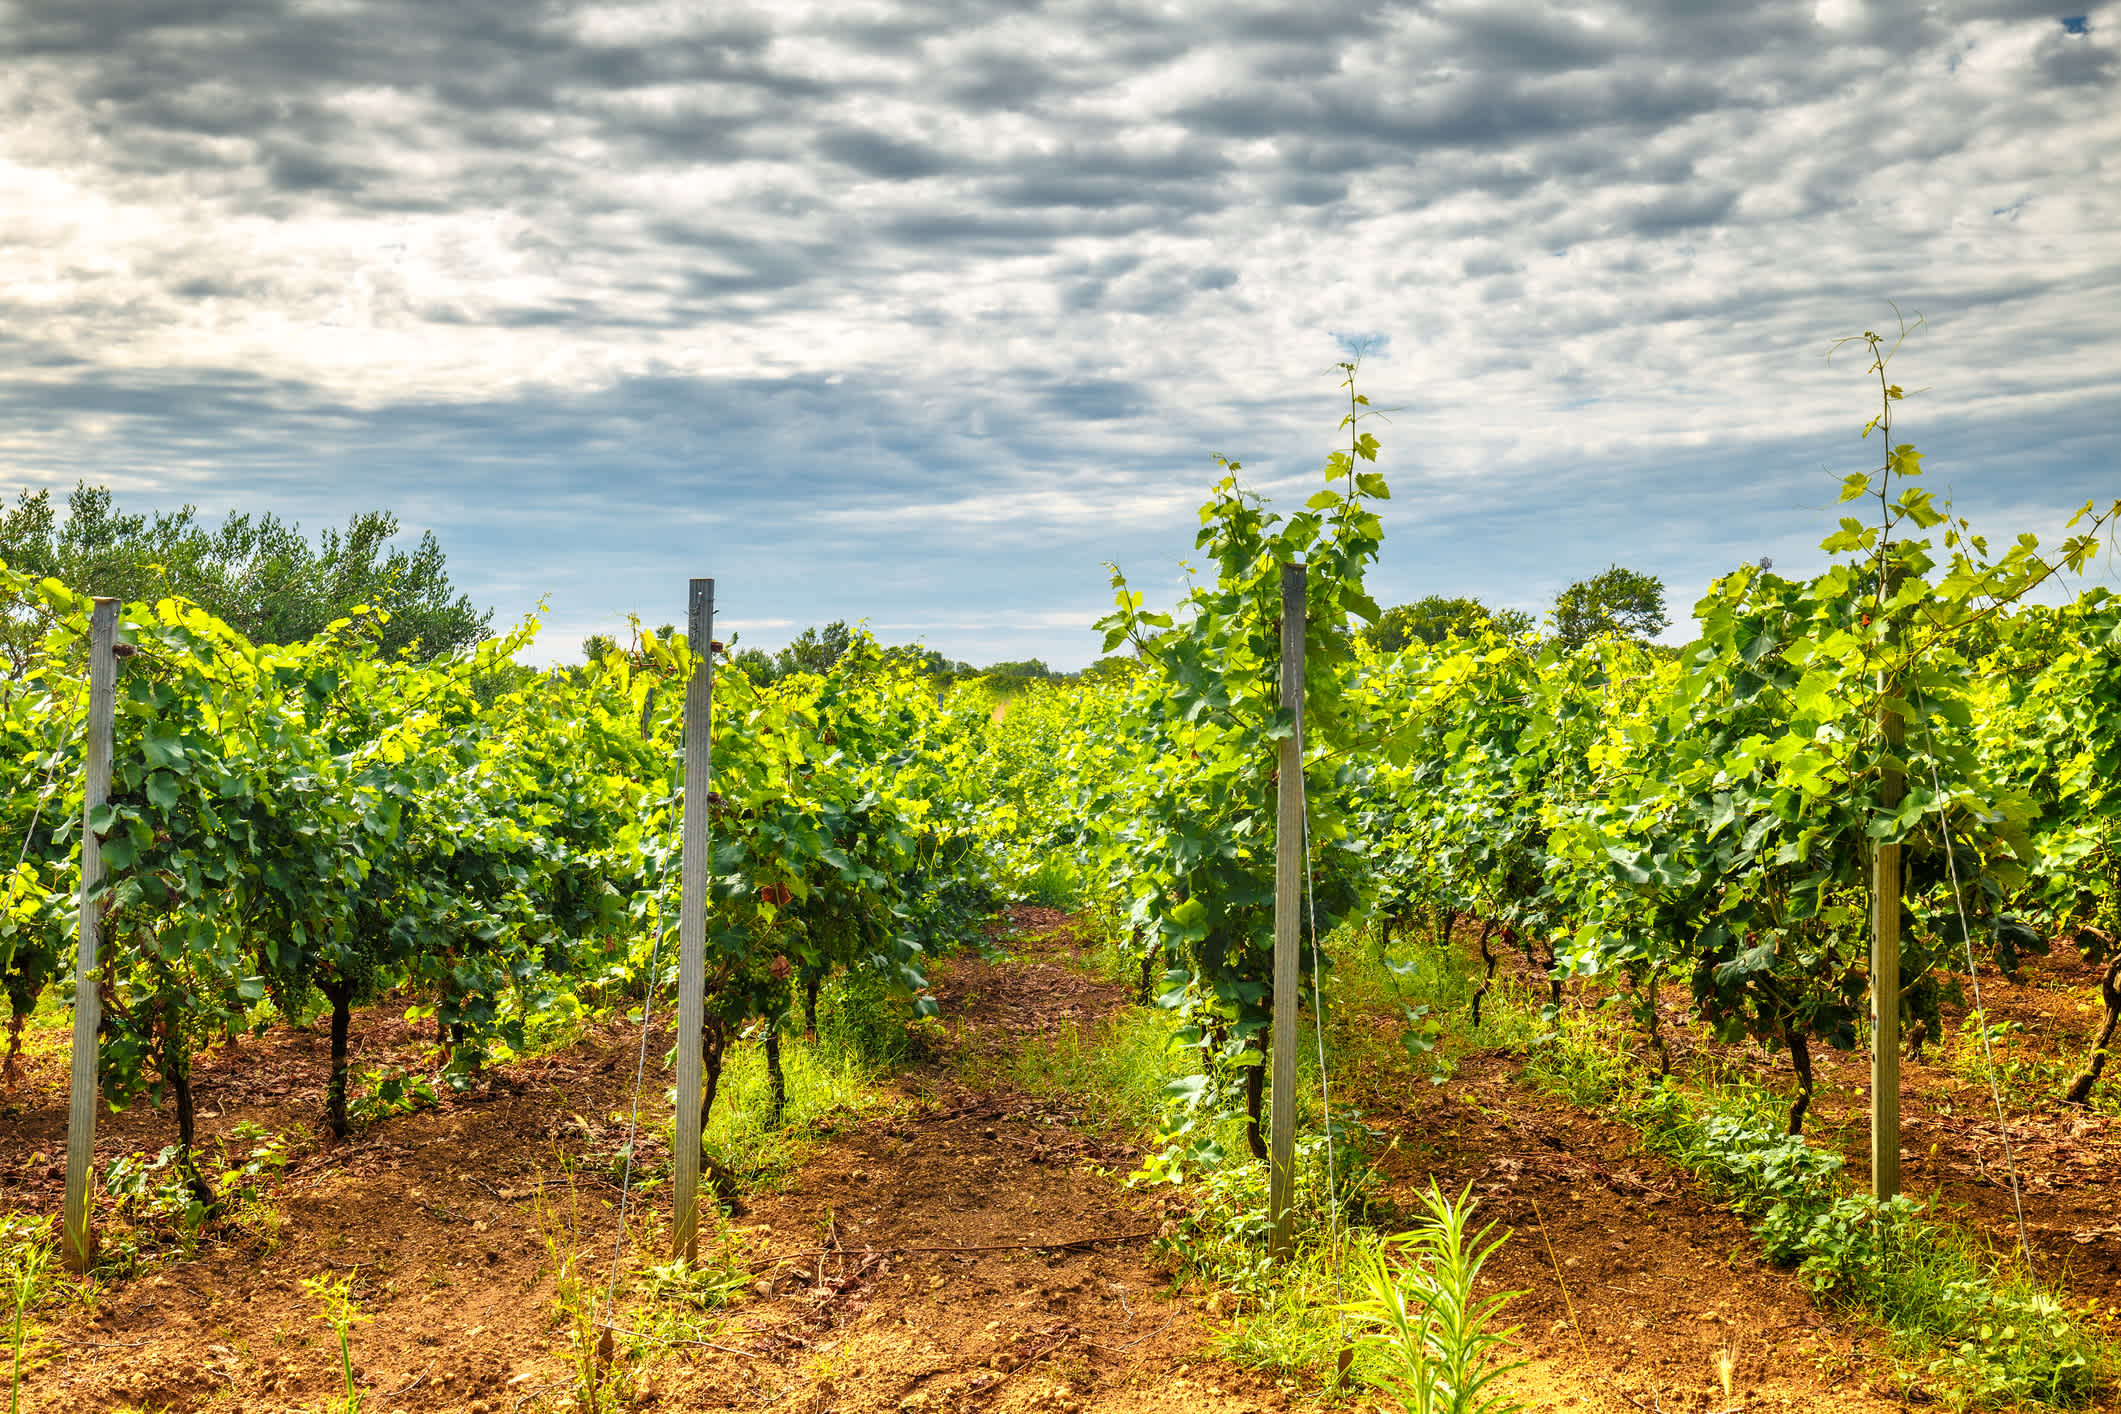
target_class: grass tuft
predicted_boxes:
[703,971,911,1187]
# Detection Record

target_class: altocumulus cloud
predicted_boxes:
[0,0,2116,661]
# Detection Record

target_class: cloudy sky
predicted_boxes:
[2,0,2116,666]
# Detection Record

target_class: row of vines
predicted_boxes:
[0,572,1014,1208]
[1012,348,2121,1169]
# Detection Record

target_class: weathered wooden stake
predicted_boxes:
[1872,683,1904,1201]
[672,579,714,1261]
[1268,562,1306,1258]
[63,596,118,1273]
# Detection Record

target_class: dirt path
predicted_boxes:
[3,908,1935,1412]
[1572,928,2121,1317]
[673,908,1273,1413]
[0,910,1278,1414]
[1805,944,2121,1308]
[717,910,1916,1414]
[6,1016,683,1413]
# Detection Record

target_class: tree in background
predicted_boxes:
[708,621,998,684]
[1550,565,1669,649]
[627,615,1075,686]
[1360,594,1536,652]
[0,483,490,670]
[777,620,856,677]
[881,643,974,677]
[727,644,777,680]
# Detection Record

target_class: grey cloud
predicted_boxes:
[1173,68,1735,156]
[816,128,952,179]
[1036,378,1149,422]
[879,206,1173,251]
[941,53,1075,113]
[1266,171,1349,206]
[2034,27,2119,84]
[1220,0,1391,48]
[1624,185,1739,236]
[266,148,375,193]
[606,107,777,165]
[1447,6,1627,73]
[974,140,1238,216]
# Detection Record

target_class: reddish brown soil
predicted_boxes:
[1583,930,2121,1313]
[1329,998,1914,1411]
[0,911,1269,1414]
[5,905,2100,1413]
[4,1003,684,1413]
[1812,942,2121,1309]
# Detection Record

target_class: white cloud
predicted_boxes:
[0,0,2115,668]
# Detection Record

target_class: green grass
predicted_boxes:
[1015,857,1083,909]
[1616,1084,2112,1409]
[7,990,72,1080]
[1003,1005,1186,1135]
[702,971,911,1187]
[4,1215,56,1414]
[1194,918,2121,1409]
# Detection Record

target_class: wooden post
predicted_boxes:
[671,579,714,1261]
[1268,562,1306,1258]
[1871,682,1903,1200]
[63,597,118,1273]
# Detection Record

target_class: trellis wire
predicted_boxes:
[13,732,70,874]
[601,918,669,1313]
[601,742,684,1315]
[1914,694,2034,1269]
[1301,786,1349,1336]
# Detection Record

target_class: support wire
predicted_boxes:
[1300,779,1349,1340]
[1913,696,2034,1270]
[602,753,682,1317]
[13,734,70,874]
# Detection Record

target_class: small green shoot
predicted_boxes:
[300,1269,368,1414]
[7,1225,52,1414]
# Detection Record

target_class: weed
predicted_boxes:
[702,1024,885,1188]
[92,1126,291,1272]
[1339,1182,1525,1414]
[1009,1006,1185,1136]
[638,1248,747,1313]
[99,1146,211,1268]
[1629,1093,2110,1406]
[1017,858,1081,909]
[346,1067,438,1126]
[625,1206,751,1348]
[1355,929,2118,1409]
[1512,989,2114,1408]
[4,1217,52,1414]
[1132,1112,1400,1399]
[535,1175,615,1414]
[1952,1014,2073,1102]
[813,967,915,1069]
[299,1269,368,1414]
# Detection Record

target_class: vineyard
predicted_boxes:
[7,348,2121,1413]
